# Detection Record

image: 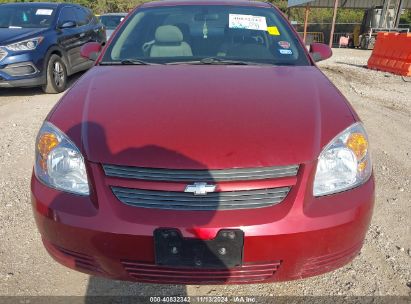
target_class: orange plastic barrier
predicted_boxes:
[367,32,411,76]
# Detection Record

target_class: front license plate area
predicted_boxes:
[154,229,244,269]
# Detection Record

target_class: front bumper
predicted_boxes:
[31,162,375,284]
[0,49,45,88]
[0,74,45,88]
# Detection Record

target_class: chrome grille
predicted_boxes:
[103,164,299,182]
[0,48,7,62]
[111,186,290,210]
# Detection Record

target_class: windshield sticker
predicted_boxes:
[36,9,53,16]
[279,49,293,55]
[229,14,267,31]
[267,26,280,36]
[278,41,290,49]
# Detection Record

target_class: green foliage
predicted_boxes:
[0,0,409,24]
[400,9,411,24]
[0,0,149,13]
[268,0,410,25]
[271,2,364,24]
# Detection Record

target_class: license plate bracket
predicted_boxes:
[154,229,244,269]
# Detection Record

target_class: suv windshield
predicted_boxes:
[102,5,310,66]
[100,15,126,30]
[0,6,56,29]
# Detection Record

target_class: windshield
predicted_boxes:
[100,15,126,30]
[102,5,310,66]
[0,6,56,29]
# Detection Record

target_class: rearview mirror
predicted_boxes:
[80,42,102,61]
[59,21,77,29]
[194,13,219,21]
[309,43,332,62]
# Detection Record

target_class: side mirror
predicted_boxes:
[309,43,332,62]
[59,20,77,29]
[80,42,102,61]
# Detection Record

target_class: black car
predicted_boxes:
[0,2,105,93]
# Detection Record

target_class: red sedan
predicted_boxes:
[31,0,374,284]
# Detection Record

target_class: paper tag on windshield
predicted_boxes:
[36,9,53,16]
[229,14,267,31]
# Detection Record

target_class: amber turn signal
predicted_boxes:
[346,133,368,160]
[37,133,59,159]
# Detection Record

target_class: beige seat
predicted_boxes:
[150,25,193,57]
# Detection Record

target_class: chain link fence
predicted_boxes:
[293,22,411,46]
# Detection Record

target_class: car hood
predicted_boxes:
[0,28,47,45]
[50,65,356,169]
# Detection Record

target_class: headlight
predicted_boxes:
[313,122,372,196]
[34,122,89,195]
[5,37,44,51]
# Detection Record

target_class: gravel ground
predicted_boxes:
[0,49,410,298]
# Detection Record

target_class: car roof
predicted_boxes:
[140,0,272,9]
[0,2,62,8]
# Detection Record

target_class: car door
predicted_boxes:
[72,6,104,72]
[57,6,82,74]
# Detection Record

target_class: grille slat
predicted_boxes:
[298,242,363,278]
[111,187,289,202]
[103,164,299,182]
[53,245,103,273]
[117,200,277,210]
[112,186,290,210]
[121,260,281,283]
[117,193,285,203]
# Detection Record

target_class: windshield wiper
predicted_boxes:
[167,57,258,65]
[100,57,291,66]
[99,59,157,66]
[120,59,155,65]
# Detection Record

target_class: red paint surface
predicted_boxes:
[49,65,355,169]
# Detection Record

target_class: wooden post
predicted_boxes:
[303,4,310,44]
[329,0,339,47]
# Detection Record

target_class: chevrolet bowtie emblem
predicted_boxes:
[184,182,216,195]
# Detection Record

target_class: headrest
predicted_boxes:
[155,25,183,43]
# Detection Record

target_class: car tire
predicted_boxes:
[42,54,68,94]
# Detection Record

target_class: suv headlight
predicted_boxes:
[34,122,89,195]
[313,122,372,196]
[5,37,44,51]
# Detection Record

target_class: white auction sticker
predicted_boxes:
[36,9,53,16]
[229,14,267,31]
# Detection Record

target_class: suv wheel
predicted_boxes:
[42,54,67,94]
